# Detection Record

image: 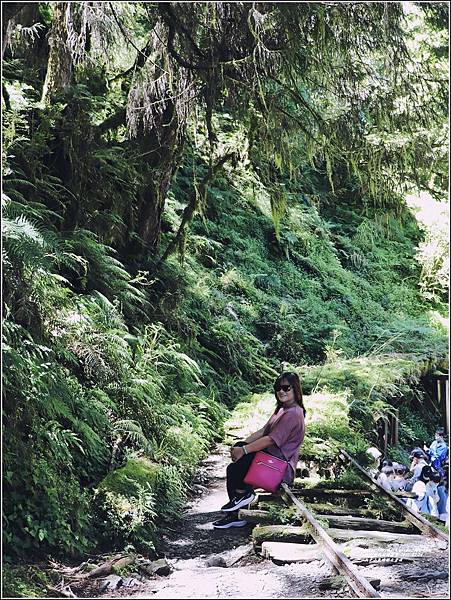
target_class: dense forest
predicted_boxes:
[2,1,449,590]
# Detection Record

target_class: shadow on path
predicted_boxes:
[160,446,255,561]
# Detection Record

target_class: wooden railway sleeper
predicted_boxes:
[281,483,381,598]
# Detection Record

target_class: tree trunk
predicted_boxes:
[2,3,27,58]
[134,104,185,250]
[41,2,72,104]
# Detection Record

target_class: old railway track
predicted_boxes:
[238,449,449,598]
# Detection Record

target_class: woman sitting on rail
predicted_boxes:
[212,371,306,529]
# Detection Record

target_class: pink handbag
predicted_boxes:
[243,451,288,493]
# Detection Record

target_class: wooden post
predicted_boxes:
[394,410,399,446]
[382,416,388,455]
[391,409,399,446]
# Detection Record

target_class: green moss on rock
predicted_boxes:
[98,459,161,497]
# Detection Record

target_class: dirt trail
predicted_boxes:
[99,445,339,599]
[99,445,449,599]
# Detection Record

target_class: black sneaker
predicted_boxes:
[212,513,248,529]
[220,491,256,512]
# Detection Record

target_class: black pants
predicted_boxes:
[226,441,256,500]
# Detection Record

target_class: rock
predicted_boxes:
[369,579,381,590]
[318,576,346,590]
[137,558,172,577]
[99,574,123,592]
[122,576,141,588]
[205,556,227,568]
[192,484,209,495]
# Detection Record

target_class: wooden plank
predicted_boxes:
[339,449,449,543]
[256,493,284,505]
[292,488,372,499]
[328,529,427,544]
[252,524,310,548]
[303,502,381,519]
[239,509,277,524]
[261,541,323,564]
[281,483,380,598]
[321,515,416,534]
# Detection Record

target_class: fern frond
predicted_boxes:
[112,419,153,453]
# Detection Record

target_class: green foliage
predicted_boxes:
[398,403,436,449]
[1,563,55,599]
[363,496,401,521]
[93,486,157,555]
[267,504,301,525]
[93,457,190,553]
[2,1,448,576]
[316,469,367,491]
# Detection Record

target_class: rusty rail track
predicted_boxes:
[281,483,381,598]
[339,448,449,543]
[267,451,448,597]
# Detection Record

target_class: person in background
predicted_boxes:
[390,464,408,492]
[406,465,439,516]
[424,471,440,517]
[425,427,448,473]
[212,371,306,529]
[445,495,449,528]
[377,465,395,492]
[366,447,382,479]
[409,449,429,482]
[436,469,448,523]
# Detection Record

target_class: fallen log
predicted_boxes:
[87,555,134,579]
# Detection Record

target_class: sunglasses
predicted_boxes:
[274,384,292,392]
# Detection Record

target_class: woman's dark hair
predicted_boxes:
[273,371,306,416]
[431,472,442,484]
[419,465,434,482]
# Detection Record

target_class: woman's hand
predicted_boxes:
[230,446,245,462]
